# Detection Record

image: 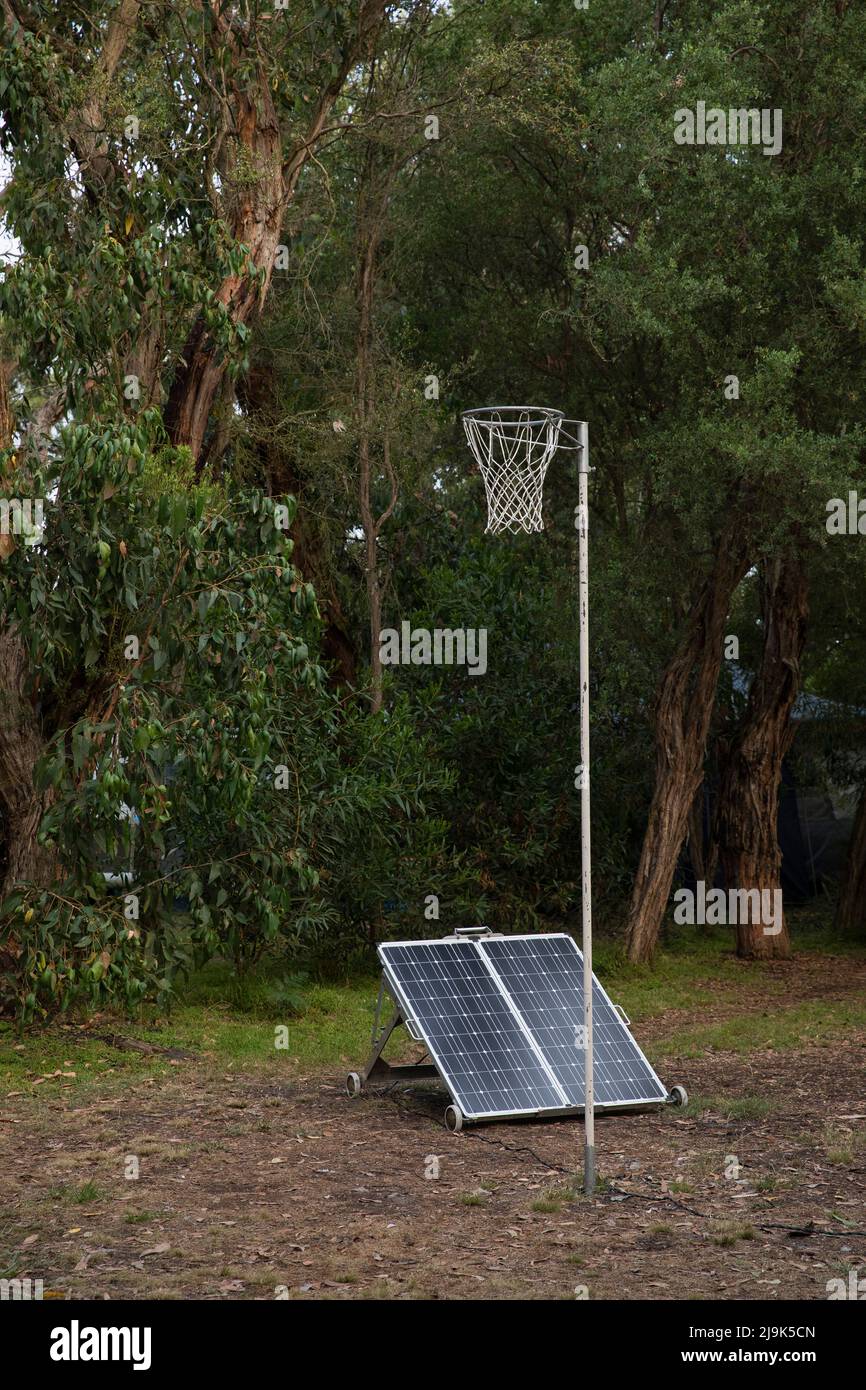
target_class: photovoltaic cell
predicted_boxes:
[378,940,564,1118]
[479,935,668,1107]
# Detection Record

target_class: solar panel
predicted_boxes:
[378,940,565,1119]
[479,934,668,1107]
[377,933,669,1121]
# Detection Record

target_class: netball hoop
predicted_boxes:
[462,404,595,1195]
[462,405,585,534]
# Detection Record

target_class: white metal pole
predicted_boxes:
[577,421,595,1196]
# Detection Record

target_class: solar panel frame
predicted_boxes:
[379,933,670,1122]
[378,939,569,1120]
[479,934,669,1109]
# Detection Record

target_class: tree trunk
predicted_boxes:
[360,453,384,714]
[163,81,284,464]
[354,132,398,715]
[625,530,750,963]
[0,372,62,895]
[714,556,808,959]
[71,0,141,193]
[686,782,718,911]
[835,780,866,937]
[0,358,13,448]
[0,625,60,895]
[165,4,386,466]
[356,203,384,714]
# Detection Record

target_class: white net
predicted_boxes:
[462,406,563,534]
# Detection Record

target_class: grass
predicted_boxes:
[821,1125,866,1166]
[656,998,866,1060]
[0,970,384,1097]
[2,909,864,1101]
[677,1093,778,1121]
[711,1223,757,1247]
[72,1181,100,1204]
[48,1181,101,1204]
[754,1175,777,1193]
[531,1183,581,1213]
[594,914,866,1025]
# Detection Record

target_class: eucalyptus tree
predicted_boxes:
[0,1,455,1018]
[392,0,866,959]
[240,1,455,707]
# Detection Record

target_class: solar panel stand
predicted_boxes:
[346,927,505,1104]
[346,994,440,1097]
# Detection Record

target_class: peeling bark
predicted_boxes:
[71,0,141,193]
[163,76,285,463]
[0,380,63,895]
[625,528,750,963]
[165,3,387,466]
[0,626,60,894]
[713,556,808,958]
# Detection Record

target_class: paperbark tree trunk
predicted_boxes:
[164,4,386,466]
[0,368,63,896]
[625,529,750,963]
[163,79,285,463]
[0,626,60,894]
[713,556,808,958]
[835,780,866,937]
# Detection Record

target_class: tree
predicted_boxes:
[0,0,460,1018]
[713,556,808,958]
[0,1,403,894]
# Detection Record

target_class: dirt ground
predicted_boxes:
[2,968,865,1301]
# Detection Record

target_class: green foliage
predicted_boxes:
[0,400,465,1020]
[387,537,648,928]
[5,0,866,1020]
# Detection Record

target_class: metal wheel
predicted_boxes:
[668,1084,688,1108]
[444,1103,464,1133]
[346,1071,362,1098]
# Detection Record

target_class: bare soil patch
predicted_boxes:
[2,1031,865,1300]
